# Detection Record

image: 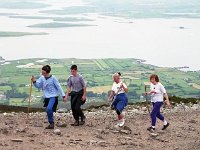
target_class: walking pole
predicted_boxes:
[28,78,33,115]
[144,82,151,114]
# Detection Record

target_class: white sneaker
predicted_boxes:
[114,111,126,128]
[118,119,125,127]
[114,119,124,128]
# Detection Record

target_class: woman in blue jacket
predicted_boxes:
[31,65,65,129]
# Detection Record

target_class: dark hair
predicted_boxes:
[42,65,51,73]
[150,74,159,82]
[71,65,77,70]
[118,72,121,76]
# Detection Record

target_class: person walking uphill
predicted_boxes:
[64,65,86,126]
[108,72,128,127]
[145,74,170,132]
[31,65,65,129]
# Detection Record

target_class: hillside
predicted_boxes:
[0,103,199,150]
[0,57,200,108]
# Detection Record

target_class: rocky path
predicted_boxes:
[0,103,199,150]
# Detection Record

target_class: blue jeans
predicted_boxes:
[46,97,56,124]
[151,102,165,126]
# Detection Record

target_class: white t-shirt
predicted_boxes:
[150,82,166,103]
[112,81,127,95]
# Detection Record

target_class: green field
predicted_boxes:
[0,58,199,107]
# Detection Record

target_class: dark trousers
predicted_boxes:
[70,91,85,121]
[151,102,164,126]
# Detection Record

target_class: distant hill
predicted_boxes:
[0,58,199,107]
[0,56,5,61]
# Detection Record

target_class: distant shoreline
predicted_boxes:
[1,57,198,72]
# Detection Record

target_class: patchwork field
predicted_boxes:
[0,58,200,107]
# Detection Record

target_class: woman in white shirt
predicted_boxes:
[145,74,170,132]
[108,72,128,127]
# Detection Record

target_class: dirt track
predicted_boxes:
[0,104,199,150]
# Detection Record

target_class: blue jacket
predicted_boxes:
[33,75,65,98]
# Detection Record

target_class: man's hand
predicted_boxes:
[63,95,68,103]
[82,95,86,101]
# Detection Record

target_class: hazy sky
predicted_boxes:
[0,0,200,70]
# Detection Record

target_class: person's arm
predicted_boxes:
[31,76,43,89]
[160,84,170,107]
[108,83,115,103]
[63,86,71,102]
[121,82,128,93]
[108,90,115,102]
[80,76,86,101]
[82,86,87,101]
[64,77,72,102]
[164,93,170,107]
[53,77,65,98]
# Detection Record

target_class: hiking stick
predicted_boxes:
[28,79,33,114]
[144,82,151,114]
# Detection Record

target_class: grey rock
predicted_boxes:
[150,132,158,137]
[97,140,107,147]
[110,130,120,134]
[120,129,131,134]
[56,122,67,127]
[16,127,26,133]
[102,106,108,111]
[57,108,68,113]
[123,126,132,131]
[120,140,127,145]
[141,107,147,111]
[53,129,61,135]
[191,104,199,110]
[89,140,97,145]
[96,134,104,139]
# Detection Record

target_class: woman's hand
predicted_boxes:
[165,100,171,108]
[121,82,128,93]
[150,90,156,94]
[31,76,35,82]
